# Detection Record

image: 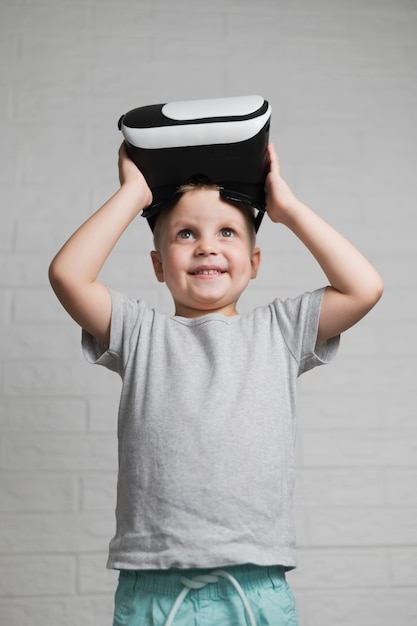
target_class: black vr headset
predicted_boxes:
[118,95,271,232]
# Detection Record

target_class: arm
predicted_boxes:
[48,144,152,347]
[265,143,384,343]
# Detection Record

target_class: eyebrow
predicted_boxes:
[171,216,245,230]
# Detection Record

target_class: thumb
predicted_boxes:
[267,142,281,176]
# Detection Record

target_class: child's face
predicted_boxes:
[150,188,261,318]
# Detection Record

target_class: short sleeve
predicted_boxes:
[271,288,340,376]
[81,290,146,376]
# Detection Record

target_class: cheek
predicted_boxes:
[232,249,255,273]
[161,251,186,282]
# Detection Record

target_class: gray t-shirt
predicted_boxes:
[83,288,339,571]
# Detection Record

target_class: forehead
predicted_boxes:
[153,187,257,249]
[166,188,248,226]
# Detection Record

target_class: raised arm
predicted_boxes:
[48,144,152,346]
[265,143,384,343]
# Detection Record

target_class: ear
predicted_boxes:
[150,250,165,283]
[250,247,261,279]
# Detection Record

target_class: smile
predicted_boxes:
[191,269,225,275]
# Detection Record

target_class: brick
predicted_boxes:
[89,37,151,97]
[8,183,91,221]
[383,468,417,505]
[1,323,81,359]
[0,473,77,513]
[299,354,414,393]
[0,512,113,554]
[376,289,415,321]
[0,555,76,597]
[17,220,82,254]
[389,547,417,586]
[152,8,226,44]
[2,433,117,471]
[0,129,18,186]
[13,288,72,323]
[81,474,117,512]
[291,547,390,589]
[363,206,417,257]
[373,255,417,289]
[16,3,92,36]
[2,359,120,395]
[0,397,87,432]
[298,589,417,626]
[0,596,114,626]
[382,320,417,355]
[0,290,12,323]
[14,89,91,127]
[87,394,119,433]
[78,554,118,594]
[294,468,384,508]
[16,124,89,187]
[152,35,226,66]
[292,508,310,547]
[95,250,165,290]
[297,390,379,429]
[16,31,89,97]
[89,1,153,36]
[0,220,15,252]
[300,429,417,467]
[308,507,417,547]
[376,390,415,429]
[0,253,53,287]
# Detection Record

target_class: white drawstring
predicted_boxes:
[164,569,258,626]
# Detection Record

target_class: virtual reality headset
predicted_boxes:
[118,95,271,232]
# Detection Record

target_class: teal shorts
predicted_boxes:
[113,563,299,626]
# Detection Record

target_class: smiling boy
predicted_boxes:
[49,142,383,626]
[150,184,261,318]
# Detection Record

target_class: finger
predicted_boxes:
[267,142,281,174]
[118,141,128,158]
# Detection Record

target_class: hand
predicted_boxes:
[265,143,299,224]
[118,142,153,207]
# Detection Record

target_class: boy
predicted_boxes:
[49,142,383,625]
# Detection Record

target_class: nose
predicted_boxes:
[195,237,218,256]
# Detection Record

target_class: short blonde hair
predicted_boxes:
[153,178,257,249]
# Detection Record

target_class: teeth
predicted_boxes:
[194,269,222,275]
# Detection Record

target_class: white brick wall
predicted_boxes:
[1,0,415,624]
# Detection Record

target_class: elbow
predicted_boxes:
[376,278,384,302]
[48,257,61,292]
[371,274,384,305]
[364,273,384,313]
[48,256,71,299]
[350,273,384,322]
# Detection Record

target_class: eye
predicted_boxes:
[177,229,194,240]
[220,228,235,238]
